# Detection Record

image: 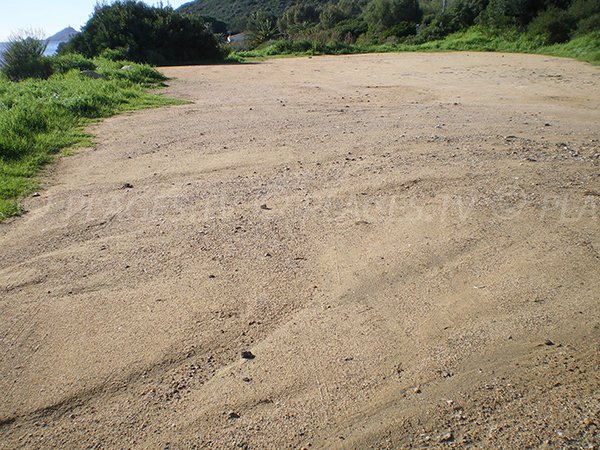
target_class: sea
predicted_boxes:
[0,40,61,61]
[44,41,61,56]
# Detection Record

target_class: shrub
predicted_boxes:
[365,0,422,32]
[0,34,52,81]
[449,0,487,28]
[99,47,129,62]
[410,12,460,43]
[267,39,314,54]
[95,59,168,85]
[279,4,320,36]
[246,10,281,47]
[568,0,600,35]
[478,0,525,29]
[575,14,600,35]
[528,7,576,44]
[318,0,365,30]
[381,21,418,39]
[334,18,369,41]
[62,0,223,64]
[48,53,97,74]
[569,0,600,20]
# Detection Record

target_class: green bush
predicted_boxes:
[99,47,130,62]
[540,31,600,63]
[266,39,314,54]
[320,41,357,54]
[381,21,418,39]
[48,53,97,74]
[575,14,600,35]
[95,59,168,85]
[365,0,422,32]
[567,0,600,20]
[449,0,486,28]
[410,12,461,43]
[334,18,369,42]
[316,0,365,31]
[478,0,524,29]
[279,4,320,36]
[0,35,52,81]
[62,0,224,64]
[246,10,281,47]
[569,0,600,35]
[528,7,576,44]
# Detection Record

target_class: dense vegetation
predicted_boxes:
[62,0,226,65]
[180,0,599,62]
[0,34,52,81]
[177,0,324,31]
[0,44,181,220]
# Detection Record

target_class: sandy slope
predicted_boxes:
[0,52,599,448]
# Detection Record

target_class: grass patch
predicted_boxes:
[235,28,600,65]
[0,57,184,221]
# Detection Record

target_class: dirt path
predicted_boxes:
[1,52,599,448]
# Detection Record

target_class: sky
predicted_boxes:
[0,0,190,41]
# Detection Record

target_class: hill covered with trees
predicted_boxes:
[178,0,599,57]
[176,0,331,31]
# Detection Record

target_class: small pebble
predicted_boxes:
[439,432,454,443]
[241,351,255,360]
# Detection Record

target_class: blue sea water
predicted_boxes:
[0,40,61,62]
[44,41,61,56]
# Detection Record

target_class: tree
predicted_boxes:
[246,10,280,47]
[527,6,576,43]
[568,0,600,35]
[365,0,423,32]
[449,0,487,28]
[279,3,320,36]
[320,0,366,29]
[477,0,564,28]
[63,1,223,64]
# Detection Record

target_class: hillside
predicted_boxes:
[178,0,328,29]
[46,26,78,43]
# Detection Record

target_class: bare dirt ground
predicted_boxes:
[1,52,599,448]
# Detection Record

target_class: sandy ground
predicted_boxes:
[1,52,599,448]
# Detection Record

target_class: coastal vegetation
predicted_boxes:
[0,46,181,220]
[180,0,600,63]
[61,1,226,65]
[238,27,600,65]
[0,0,228,221]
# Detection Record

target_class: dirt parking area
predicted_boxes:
[1,52,599,448]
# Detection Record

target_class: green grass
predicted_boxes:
[235,28,600,65]
[0,57,183,221]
